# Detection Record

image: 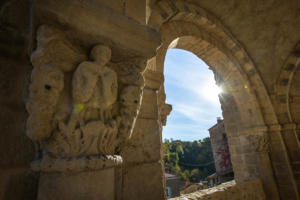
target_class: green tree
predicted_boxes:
[163,137,216,183]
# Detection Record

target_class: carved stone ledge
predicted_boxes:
[34,0,161,59]
[31,155,122,173]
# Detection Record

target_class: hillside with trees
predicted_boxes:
[163,138,215,183]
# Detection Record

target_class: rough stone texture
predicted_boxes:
[34,0,160,60]
[170,179,266,200]
[125,0,147,24]
[121,118,161,163]
[37,169,115,200]
[122,162,165,200]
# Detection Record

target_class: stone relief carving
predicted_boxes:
[26,25,145,171]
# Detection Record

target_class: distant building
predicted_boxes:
[165,172,186,198]
[208,118,234,186]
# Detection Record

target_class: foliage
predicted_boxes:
[163,137,215,183]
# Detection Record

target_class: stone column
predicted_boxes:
[26,24,152,200]
[120,60,169,200]
[26,1,161,199]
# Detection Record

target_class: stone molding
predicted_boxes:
[31,155,122,173]
[274,42,300,123]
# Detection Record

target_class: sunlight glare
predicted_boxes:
[200,81,222,103]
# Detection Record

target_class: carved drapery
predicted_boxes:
[26,25,146,172]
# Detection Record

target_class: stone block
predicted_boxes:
[125,0,146,24]
[37,168,115,200]
[122,162,165,200]
[138,88,158,119]
[122,118,161,163]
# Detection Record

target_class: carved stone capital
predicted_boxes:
[26,25,146,171]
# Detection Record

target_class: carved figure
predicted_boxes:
[46,45,119,157]
[72,45,118,122]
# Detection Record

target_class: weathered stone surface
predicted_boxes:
[138,88,159,120]
[170,179,266,200]
[37,168,115,200]
[122,162,165,200]
[121,118,161,163]
[125,0,147,24]
[34,0,161,59]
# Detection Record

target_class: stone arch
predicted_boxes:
[148,0,277,126]
[275,42,300,124]
[143,0,299,199]
[274,42,300,193]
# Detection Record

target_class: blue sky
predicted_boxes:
[162,49,222,141]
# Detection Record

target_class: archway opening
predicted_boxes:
[154,29,274,197]
[163,49,222,141]
[162,48,234,198]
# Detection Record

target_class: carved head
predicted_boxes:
[120,86,141,107]
[90,45,111,65]
[26,65,64,141]
[28,65,64,106]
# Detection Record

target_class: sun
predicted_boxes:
[200,81,222,103]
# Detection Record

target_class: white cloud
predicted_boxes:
[172,102,217,124]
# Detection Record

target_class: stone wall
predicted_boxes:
[170,179,266,200]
